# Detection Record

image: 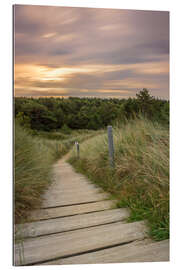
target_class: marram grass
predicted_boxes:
[14,123,102,224]
[69,118,169,241]
[14,124,64,224]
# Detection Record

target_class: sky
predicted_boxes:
[14,5,169,99]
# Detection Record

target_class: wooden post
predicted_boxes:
[107,125,114,168]
[75,141,80,159]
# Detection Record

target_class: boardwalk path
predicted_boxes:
[14,154,169,265]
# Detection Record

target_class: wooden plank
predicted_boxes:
[119,239,169,263]
[45,239,169,264]
[16,208,129,238]
[42,192,108,208]
[14,220,147,265]
[30,200,117,221]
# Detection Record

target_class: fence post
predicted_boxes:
[75,141,80,159]
[107,125,114,168]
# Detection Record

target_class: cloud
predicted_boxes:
[15,62,169,100]
[14,5,169,99]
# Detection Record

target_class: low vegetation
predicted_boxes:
[69,117,169,241]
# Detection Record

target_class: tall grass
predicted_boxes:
[14,123,103,224]
[69,118,169,241]
[15,124,59,224]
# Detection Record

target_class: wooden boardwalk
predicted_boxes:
[14,155,169,265]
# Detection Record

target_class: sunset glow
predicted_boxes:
[14,5,169,99]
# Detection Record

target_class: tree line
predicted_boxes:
[15,89,169,131]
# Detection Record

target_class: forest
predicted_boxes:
[15,89,169,132]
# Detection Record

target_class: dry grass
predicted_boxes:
[69,118,169,240]
[14,123,102,224]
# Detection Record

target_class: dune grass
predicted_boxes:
[14,123,102,224]
[69,118,169,241]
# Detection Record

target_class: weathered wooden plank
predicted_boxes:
[16,208,129,238]
[15,221,147,265]
[45,239,169,264]
[42,192,108,208]
[30,200,117,221]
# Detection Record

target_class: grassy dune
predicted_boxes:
[14,123,102,224]
[69,118,169,241]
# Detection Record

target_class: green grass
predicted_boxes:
[68,118,169,241]
[14,123,102,224]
